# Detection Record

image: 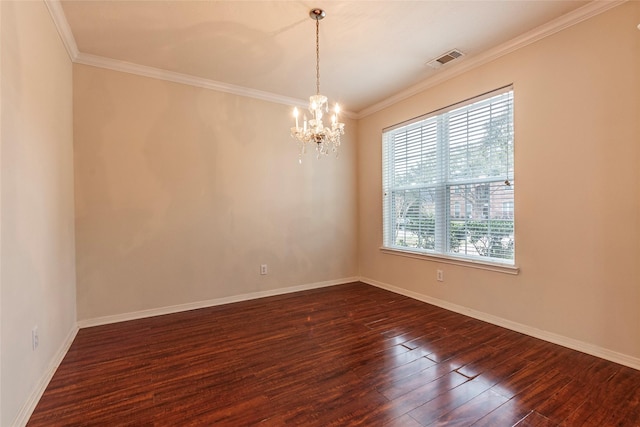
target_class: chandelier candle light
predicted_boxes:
[291,8,345,162]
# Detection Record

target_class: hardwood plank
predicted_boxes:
[384,371,469,416]
[509,369,572,414]
[515,411,558,427]
[535,357,618,422]
[429,388,508,426]
[27,282,640,426]
[377,361,459,401]
[384,414,423,427]
[407,377,494,425]
[471,399,532,427]
[559,365,640,426]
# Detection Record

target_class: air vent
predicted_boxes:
[427,49,465,69]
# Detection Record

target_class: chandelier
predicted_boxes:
[291,8,345,162]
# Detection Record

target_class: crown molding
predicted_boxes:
[356,0,627,119]
[76,53,308,107]
[41,0,340,114]
[44,0,623,120]
[74,53,358,118]
[44,0,78,61]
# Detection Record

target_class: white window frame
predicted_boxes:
[382,87,518,273]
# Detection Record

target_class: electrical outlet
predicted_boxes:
[260,264,268,275]
[32,326,39,351]
[436,269,444,282]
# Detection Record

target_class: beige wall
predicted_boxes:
[358,2,640,361]
[73,64,358,321]
[1,1,76,425]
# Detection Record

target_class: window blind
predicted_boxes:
[382,87,515,265]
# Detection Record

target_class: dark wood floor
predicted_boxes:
[28,282,640,426]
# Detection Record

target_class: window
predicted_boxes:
[382,87,515,265]
[465,202,473,219]
[453,202,461,218]
[502,201,514,219]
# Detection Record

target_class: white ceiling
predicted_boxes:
[57,0,598,115]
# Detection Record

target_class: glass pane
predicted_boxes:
[390,188,437,251]
[448,95,513,182]
[447,181,514,261]
[392,118,438,186]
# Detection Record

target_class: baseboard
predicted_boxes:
[78,277,360,329]
[13,324,79,427]
[360,276,640,371]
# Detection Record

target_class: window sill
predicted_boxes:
[379,247,520,275]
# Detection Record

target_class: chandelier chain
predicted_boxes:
[315,19,320,95]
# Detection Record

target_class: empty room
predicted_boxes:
[2,0,639,425]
